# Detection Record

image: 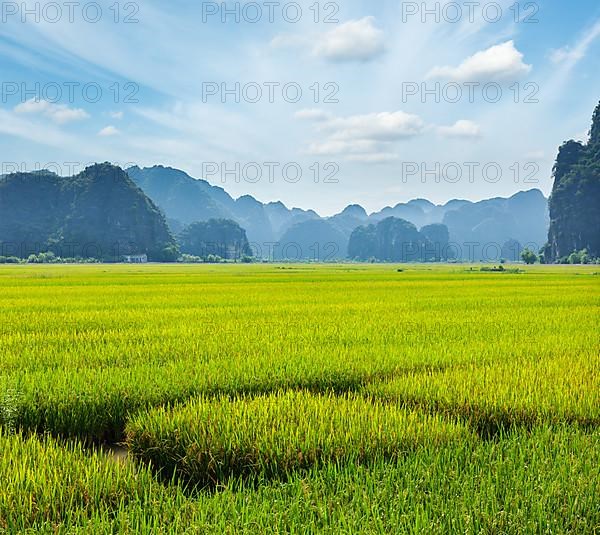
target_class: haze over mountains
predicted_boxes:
[0,100,587,264]
[128,165,550,261]
[6,98,599,265]
[127,165,320,247]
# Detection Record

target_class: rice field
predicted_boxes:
[0,263,598,532]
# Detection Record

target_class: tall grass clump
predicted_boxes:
[365,352,600,434]
[125,391,474,488]
[0,431,184,532]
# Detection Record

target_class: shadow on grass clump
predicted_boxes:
[371,394,599,441]
[125,391,473,494]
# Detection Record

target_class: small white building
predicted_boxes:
[123,254,148,264]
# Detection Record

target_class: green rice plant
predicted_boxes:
[3,427,595,533]
[0,264,597,441]
[0,431,181,532]
[188,426,599,534]
[0,264,597,532]
[0,388,19,433]
[125,391,474,487]
[217,426,600,534]
[365,352,600,434]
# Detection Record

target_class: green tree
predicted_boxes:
[521,248,538,265]
[567,249,590,265]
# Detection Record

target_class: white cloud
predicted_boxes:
[301,110,425,163]
[324,111,425,141]
[13,99,89,124]
[109,111,124,120]
[427,40,532,82]
[438,120,481,138]
[98,126,120,137]
[313,17,385,62]
[306,139,398,163]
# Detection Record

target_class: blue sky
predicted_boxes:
[1,0,599,215]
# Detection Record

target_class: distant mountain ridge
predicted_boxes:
[128,165,549,261]
[0,164,177,261]
[0,162,550,262]
[127,165,318,246]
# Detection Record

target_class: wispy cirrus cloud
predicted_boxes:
[14,99,89,124]
[298,109,478,162]
[295,109,425,163]
[0,0,597,213]
[550,19,600,64]
[543,18,600,100]
[0,108,77,147]
[322,111,426,141]
[298,110,422,161]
